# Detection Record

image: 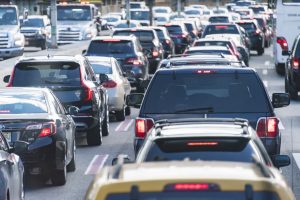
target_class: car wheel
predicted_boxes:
[125,106,131,116]
[51,162,67,186]
[116,106,125,121]
[67,140,76,172]
[86,118,102,146]
[257,47,264,56]
[287,78,298,100]
[102,106,110,136]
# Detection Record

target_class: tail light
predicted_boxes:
[291,57,299,70]
[102,80,117,88]
[277,37,288,51]
[256,117,279,137]
[152,49,159,57]
[165,39,170,44]
[255,29,261,35]
[82,84,93,102]
[125,57,143,65]
[135,118,154,138]
[26,122,56,138]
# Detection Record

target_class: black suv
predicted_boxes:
[112,28,164,74]
[152,26,175,58]
[120,118,290,169]
[284,34,300,99]
[127,66,290,155]
[162,23,192,54]
[3,55,109,146]
[236,20,265,55]
[84,36,149,92]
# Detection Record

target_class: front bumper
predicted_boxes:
[0,47,23,58]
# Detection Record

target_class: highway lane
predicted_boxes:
[0,44,300,199]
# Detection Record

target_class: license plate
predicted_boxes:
[2,132,11,143]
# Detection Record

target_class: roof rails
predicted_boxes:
[252,155,273,178]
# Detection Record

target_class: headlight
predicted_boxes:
[37,30,42,35]
[13,34,24,47]
[83,29,92,39]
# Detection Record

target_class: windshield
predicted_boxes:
[195,41,232,48]
[0,93,47,114]
[154,8,168,13]
[143,73,269,114]
[12,62,81,87]
[236,1,252,6]
[131,11,149,20]
[130,3,142,9]
[57,6,91,21]
[209,16,229,23]
[187,49,231,55]
[156,17,167,22]
[115,23,137,28]
[203,25,239,36]
[155,29,165,40]
[90,62,112,74]
[87,40,134,56]
[113,31,154,42]
[103,17,118,22]
[0,7,17,25]
[185,24,194,32]
[251,7,266,13]
[185,10,200,15]
[165,25,183,34]
[22,18,44,27]
[237,23,256,32]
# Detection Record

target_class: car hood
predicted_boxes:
[20,27,41,32]
[57,21,93,30]
[0,25,19,35]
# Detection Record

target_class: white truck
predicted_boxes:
[56,3,98,44]
[0,5,25,58]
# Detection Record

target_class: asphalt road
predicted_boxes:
[0,43,300,199]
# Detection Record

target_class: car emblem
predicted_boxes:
[0,125,5,130]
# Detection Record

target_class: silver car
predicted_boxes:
[87,56,131,121]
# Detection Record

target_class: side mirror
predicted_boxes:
[99,74,109,84]
[126,93,144,108]
[272,93,290,108]
[282,50,290,56]
[3,75,10,83]
[68,106,79,115]
[82,49,87,55]
[112,154,132,165]
[272,155,291,168]
[13,141,29,153]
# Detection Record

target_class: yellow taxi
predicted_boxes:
[85,160,295,200]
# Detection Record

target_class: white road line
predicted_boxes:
[293,153,300,169]
[95,154,109,174]
[124,119,134,131]
[84,155,99,175]
[115,121,126,132]
[278,121,285,130]
[262,69,268,75]
[264,61,270,66]
[85,154,109,175]
[263,80,268,87]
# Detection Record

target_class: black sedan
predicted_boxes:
[0,130,24,200]
[0,88,77,186]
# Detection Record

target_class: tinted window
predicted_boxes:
[107,192,280,200]
[0,92,47,114]
[131,11,149,20]
[251,7,266,14]
[90,62,112,74]
[155,17,167,22]
[165,25,183,34]
[130,4,141,9]
[237,23,256,31]
[22,18,44,27]
[115,23,137,28]
[57,5,91,21]
[87,40,134,55]
[185,10,201,15]
[185,23,194,32]
[0,7,17,25]
[13,62,81,87]
[143,73,269,114]
[203,25,239,36]
[186,49,231,55]
[209,17,229,23]
[155,29,165,40]
[113,31,154,42]
[195,41,231,48]
[255,18,265,28]
[154,8,168,14]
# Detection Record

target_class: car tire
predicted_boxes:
[86,119,102,146]
[275,63,285,75]
[102,106,109,136]
[257,47,264,56]
[67,141,76,172]
[116,106,125,121]
[125,106,131,116]
[51,164,67,186]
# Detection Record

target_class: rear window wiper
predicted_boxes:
[174,107,214,114]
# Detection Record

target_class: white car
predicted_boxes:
[153,6,172,15]
[212,7,229,14]
[154,14,170,26]
[102,15,122,27]
[184,8,202,18]
[87,56,132,119]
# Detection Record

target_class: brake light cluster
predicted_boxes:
[102,80,117,88]
[277,37,288,51]
[26,122,56,138]
[165,183,219,191]
[125,57,143,65]
[291,57,299,70]
[135,118,154,138]
[256,117,279,138]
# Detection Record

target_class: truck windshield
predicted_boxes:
[57,6,91,21]
[22,18,44,27]
[131,11,149,20]
[0,7,17,25]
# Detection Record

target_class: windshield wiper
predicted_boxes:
[174,107,214,114]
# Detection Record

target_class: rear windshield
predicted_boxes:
[185,10,201,15]
[90,62,112,74]
[186,49,231,55]
[115,23,137,28]
[12,62,81,87]
[194,41,232,48]
[237,23,256,31]
[185,23,194,32]
[142,73,269,114]
[165,25,183,34]
[155,29,165,40]
[0,93,47,114]
[113,30,154,42]
[130,11,149,20]
[203,25,239,36]
[209,17,229,23]
[255,18,265,28]
[130,3,141,9]
[87,40,134,56]
[251,7,266,14]
[154,8,168,14]
[107,191,280,200]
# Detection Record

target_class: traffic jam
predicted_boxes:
[0,0,299,199]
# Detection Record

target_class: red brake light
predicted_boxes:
[255,29,261,35]
[194,70,216,74]
[102,80,117,88]
[152,49,159,57]
[256,117,279,137]
[165,39,170,44]
[83,85,93,102]
[291,57,299,70]
[131,29,137,32]
[125,57,143,65]
[164,24,172,26]
[135,118,154,138]
[165,183,220,191]
[187,142,218,146]
[26,122,56,138]
[277,37,288,51]
[102,39,121,42]
[215,25,228,28]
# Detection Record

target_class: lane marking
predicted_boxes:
[115,121,126,132]
[262,69,268,75]
[293,153,300,169]
[124,119,134,131]
[263,80,268,87]
[264,61,270,66]
[85,154,109,175]
[115,118,134,132]
[278,121,285,130]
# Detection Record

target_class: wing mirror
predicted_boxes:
[82,49,87,55]
[126,93,144,108]
[272,93,290,108]
[112,154,133,165]
[3,75,10,83]
[272,155,291,168]
[68,106,79,115]
[99,74,109,84]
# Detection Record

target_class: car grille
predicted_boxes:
[0,33,9,49]
[21,30,37,39]
[58,29,81,42]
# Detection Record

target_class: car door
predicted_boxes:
[114,60,131,95]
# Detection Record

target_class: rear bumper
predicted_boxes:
[107,90,124,111]
[250,36,263,50]
[73,115,99,132]
[0,47,23,58]
[148,58,161,74]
